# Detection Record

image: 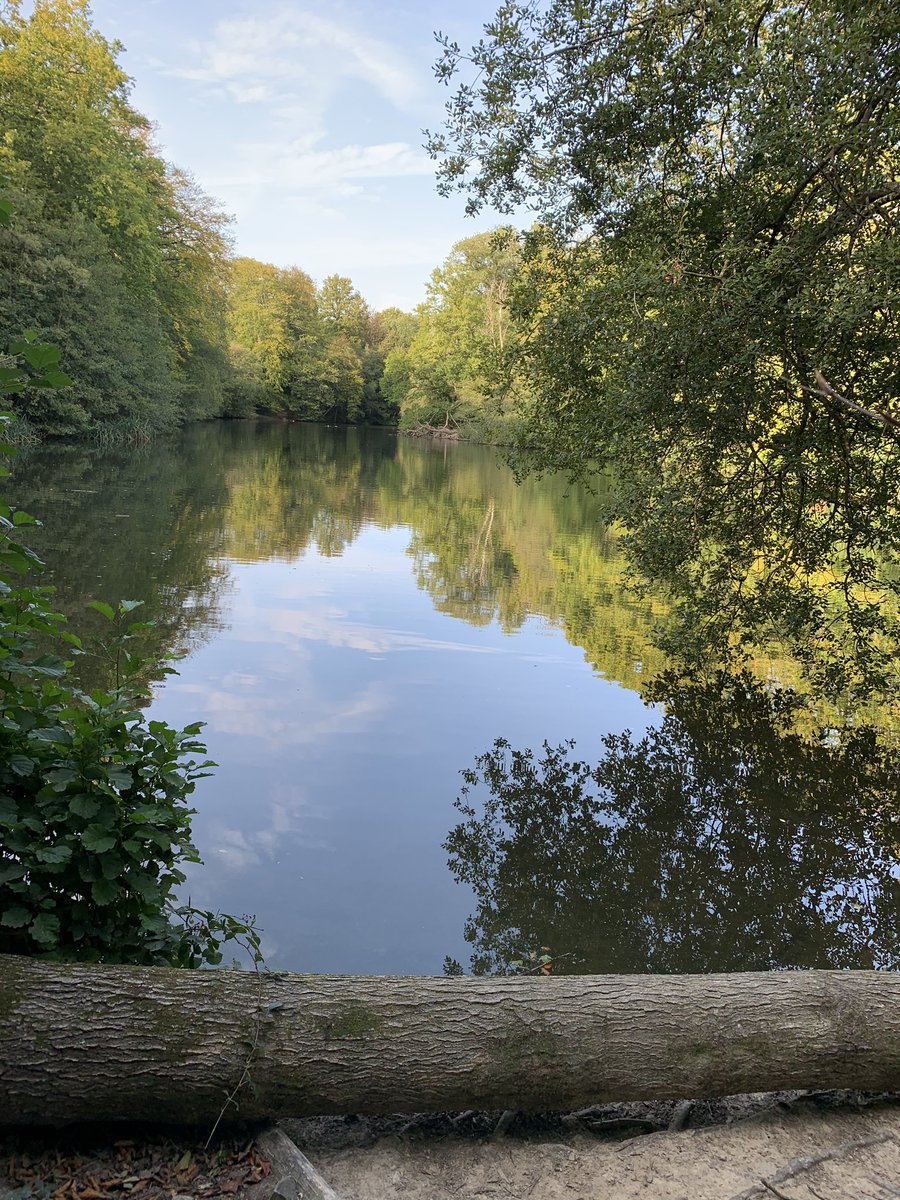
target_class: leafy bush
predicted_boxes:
[0,404,259,965]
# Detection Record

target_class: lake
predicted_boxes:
[11,421,899,974]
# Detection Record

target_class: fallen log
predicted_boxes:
[1,956,899,1126]
[252,1127,341,1200]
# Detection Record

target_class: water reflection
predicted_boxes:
[446,671,900,975]
[11,423,900,973]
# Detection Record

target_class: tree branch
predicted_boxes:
[780,373,900,431]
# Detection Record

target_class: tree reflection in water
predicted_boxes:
[445,671,900,976]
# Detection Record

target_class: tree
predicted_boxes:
[390,231,524,432]
[317,274,371,355]
[0,188,179,434]
[446,672,900,979]
[0,0,233,433]
[429,0,900,692]
[0,174,260,965]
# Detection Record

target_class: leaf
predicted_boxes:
[91,878,118,905]
[28,726,71,745]
[87,600,115,621]
[8,755,34,776]
[69,794,100,819]
[107,765,133,790]
[119,599,144,613]
[1,905,30,928]
[29,913,61,945]
[35,844,72,865]
[81,829,117,853]
[46,767,77,791]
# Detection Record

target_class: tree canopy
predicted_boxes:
[0,0,397,436]
[429,0,900,692]
[384,230,525,433]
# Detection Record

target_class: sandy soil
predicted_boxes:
[286,1095,900,1200]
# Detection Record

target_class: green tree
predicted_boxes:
[0,188,178,435]
[430,0,900,692]
[318,274,371,354]
[0,0,233,433]
[392,231,523,432]
[227,258,370,423]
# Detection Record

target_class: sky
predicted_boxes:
[87,0,506,311]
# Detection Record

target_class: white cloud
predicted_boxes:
[209,140,433,197]
[172,6,421,114]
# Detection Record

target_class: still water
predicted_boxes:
[12,422,900,974]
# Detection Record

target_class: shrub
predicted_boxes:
[0,421,259,965]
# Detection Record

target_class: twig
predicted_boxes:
[781,371,900,430]
[205,950,266,1148]
[254,1127,342,1200]
[450,1110,475,1126]
[761,1185,791,1200]
[814,370,900,429]
[728,1131,898,1200]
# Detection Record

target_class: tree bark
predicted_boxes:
[1,956,899,1126]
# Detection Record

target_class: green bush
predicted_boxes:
[0,405,259,965]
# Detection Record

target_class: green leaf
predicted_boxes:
[8,755,34,776]
[29,913,61,945]
[91,878,118,905]
[107,765,133,790]
[87,600,115,621]
[46,767,77,791]
[81,829,117,853]
[28,726,71,745]
[36,844,72,865]
[1,906,30,928]
[69,794,100,818]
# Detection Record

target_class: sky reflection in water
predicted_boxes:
[12,422,898,974]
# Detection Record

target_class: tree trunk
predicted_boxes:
[1,956,899,1126]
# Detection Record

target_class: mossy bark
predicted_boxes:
[1,956,899,1125]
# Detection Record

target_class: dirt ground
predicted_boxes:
[3,1093,899,1200]
[286,1093,900,1200]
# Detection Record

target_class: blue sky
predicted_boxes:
[88,0,505,311]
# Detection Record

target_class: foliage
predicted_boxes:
[0,0,233,434]
[0,418,259,963]
[226,258,371,423]
[1,4,408,436]
[0,282,259,963]
[430,0,900,693]
[0,188,180,434]
[446,671,900,977]
[386,230,525,433]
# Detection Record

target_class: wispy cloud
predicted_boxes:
[237,605,506,656]
[170,5,430,204]
[209,139,433,198]
[171,6,421,115]
[194,672,390,747]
